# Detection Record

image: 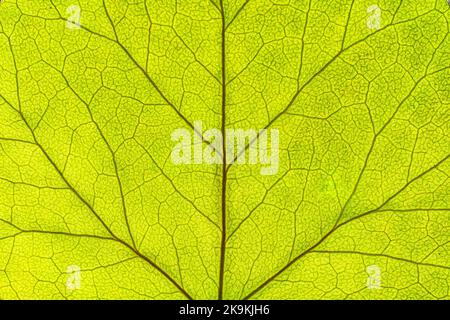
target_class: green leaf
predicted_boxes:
[0,0,449,300]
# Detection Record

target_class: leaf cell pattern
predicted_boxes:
[0,0,449,300]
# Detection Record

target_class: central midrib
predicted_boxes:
[218,0,228,300]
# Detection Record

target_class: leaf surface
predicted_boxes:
[0,0,449,299]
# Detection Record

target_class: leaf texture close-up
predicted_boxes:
[0,0,449,300]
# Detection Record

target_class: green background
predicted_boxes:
[0,0,449,299]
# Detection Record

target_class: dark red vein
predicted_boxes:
[218,0,228,300]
